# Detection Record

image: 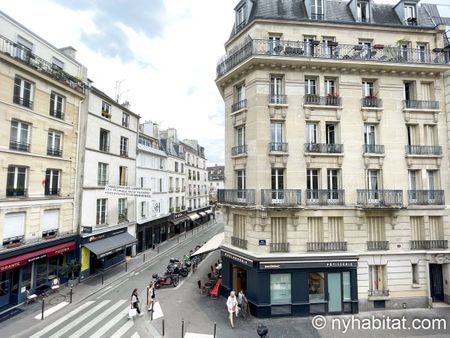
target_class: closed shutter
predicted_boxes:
[410,216,425,240]
[367,216,385,241]
[328,217,344,242]
[308,217,323,242]
[43,209,59,231]
[4,212,25,239]
[271,217,287,243]
[429,216,444,240]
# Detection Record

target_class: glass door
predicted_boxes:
[327,272,342,312]
[0,272,10,308]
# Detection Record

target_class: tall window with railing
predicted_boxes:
[270,75,284,103]
[311,0,324,20]
[10,120,30,152]
[6,166,27,197]
[98,163,109,186]
[13,76,34,109]
[369,265,387,295]
[357,0,370,23]
[96,199,107,225]
[45,169,60,196]
[47,130,63,157]
[118,198,128,223]
[50,92,65,119]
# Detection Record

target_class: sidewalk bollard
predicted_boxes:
[102,271,104,286]
[125,262,128,272]
[213,322,217,338]
[181,319,184,338]
[143,253,145,262]
[177,237,180,244]
[146,286,149,313]
[41,299,44,320]
[162,319,165,336]
[157,246,160,254]
[70,287,73,304]
[185,232,187,239]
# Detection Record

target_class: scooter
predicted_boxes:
[152,272,178,288]
[166,259,189,278]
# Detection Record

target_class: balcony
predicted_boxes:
[120,150,128,157]
[405,145,442,156]
[269,95,287,105]
[307,242,348,252]
[45,188,60,196]
[47,147,62,157]
[357,190,403,207]
[231,236,247,249]
[363,144,384,154]
[97,179,109,186]
[305,190,345,206]
[49,109,64,119]
[217,189,256,206]
[169,207,174,213]
[403,100,439,110]
[0,35,85,93]
[231,99,247,112]
[216,39,448,79]
[304,143,343,154]
[408,190,445,205]
[410,240,448,250]
[261,189,301,207]
[99,145,110,153]
[368,289,390,297]
[268,142,288,153]
[9,140,30,152]
[367,241,389,250]
[361,97,383,108]
[6,188,27,197]
[169,187,174,193]
[13,95,33,109]
[175,187,180,192]
[270,242,290,253]
[231,145,247,156]
[118,212,128,223]
[304,95,341,107]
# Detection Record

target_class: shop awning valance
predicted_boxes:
[188,214,200,221]
[171,216,189,225]
[205,210,213,215]
[191,232,224,257]
[198,212,207,217]
[84,232,136,259]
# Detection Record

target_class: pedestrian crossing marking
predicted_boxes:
[110,319,134,338]
[30,301,95,338]
[68,299,127,338]
[151,301,164,319]
[130,333,140,338]
[89,304,130,338]
[47,300,111,338]
[184,333,214,338]
[33,301,69,320]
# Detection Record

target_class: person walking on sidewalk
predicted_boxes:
[226,290,238,328]
[147,282,156,311]
[131,288,143,316]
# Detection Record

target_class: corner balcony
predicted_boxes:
[307,242,347,252]
[361,97,383,108]
[408,190,445,205]
[231,236,247,249]
[268,142,288,153]
[231,99,247,113]
[270,242,290,253]
[410,240,448,250]
[261,189,301,207]
[216,39,448,79]
[363,144,385,154]
[405,145,442,156]
[217,189,255,206]
[304,143,343,154]
[231,145,247,156]
[304,95,341,107]
[367,241,389,250]
[356,190,403,208]
[403,100,439,111]
[305,189,345,206]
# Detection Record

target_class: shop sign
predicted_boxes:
[0,261,22,272]
[258,240,266,246]
[260,260,358,270]
[223,251,253,267]
[28,254,47,263]
[105,185,152,198]
[171,212,186,220]
[82,226,93,234]
[83,228,127,244]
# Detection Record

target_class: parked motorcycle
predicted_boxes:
[152,272,178,288]
[166,258,189,278]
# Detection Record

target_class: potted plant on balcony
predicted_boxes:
[326,92,340,105]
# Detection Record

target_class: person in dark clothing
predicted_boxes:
[131,288,142,316]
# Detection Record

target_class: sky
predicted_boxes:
[1,0,449,166]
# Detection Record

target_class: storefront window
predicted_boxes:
[309,272,325,302]
[35,258,48,291]
[48,256,58,280]
[270,273,291,304]
[343,271,351,301]
[22,264,32,292]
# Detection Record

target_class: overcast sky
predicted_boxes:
[1,0,449,166]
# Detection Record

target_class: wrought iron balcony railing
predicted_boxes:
[261,189,302,207]
[0,35,85,93]
[403,100,439,110]
[6,188,27,197]
[13,95,33,109]
[357,190,403,207]
[410,240,448,250]
[231,236,247,249]
[361,97,383,108]
[216,39,448,78]
[217,189,256,206]
[270,242,290,253]
[9,140,30,152]
[368,289,389,297]
[233,21,247,36]
[311,13,325,20]
[97,179,109,186]
[363,144,385,154]
[120,150,128,157]
[45,188,60,196]
[367,241,389,250]
[269,94,287,105]
[408,190,444,205]
[307,242,347,251]
[269,142,288,152]
[99,145,110,153]
[304,143,343,154]
[304,95,341,106]
[405,145,442,156]
[49,109,64,119]
[231,145,247,156]
[232,99,247,112]
[47,147,62,157]
[305,189,345,205]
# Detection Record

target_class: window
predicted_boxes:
[98,163,109,186]
[236,170,246,199]
[306,123,318,144]
[309,272,325,302]
[235,84,245,103]
[175,162,179,172]
[324,79,336,96]
[364,124,377,146]
[271,169,284,201]
[269,35,282,54]
[47,130,63,157]
[304,36,316,56]
[429,216,444,240]
[42,209,59,236]
[404,82,414,101]
[362,81,374,97]
[270,122,284,150]
[406,124,418,146]
[101,101,111,118]
[417,44,428,63]
[14,77,34,109]
[327,169,340,199]
[322,37,335,56]
[306,169,319,199]
[328,217,344,242]
[16,36,33,62]
[357,1,370,22]
[236,4,246,26]
[10,120,30,152]
[52,57,64,71]
[404,4,416,23]
[424,125,437,146]
[270,75,284,103]
[3,212,25,244]
[236,126,246,148]
[411,216,425,241]
[118,198,128,223]
[233,214,246,239]
[311,0,324,19]
[99,129,110,152]
[120,137,128,157]
[50,92,65,119]
[305,78,316,95]
[412,264,419,285]
[96,199,107,225]
[271,217,287,244]
[367,169,381,191]
[119,166,128,186]
[421,82,433,101]
[6,166,27,197]
[181,163,184,173]
[141,201,147,218]
[122,112,130,127]
[369,265,386,292]
[270,274,291,304]
[326,124,336,144]
[408,170,421,198]
[45,169,60,195]
[308,217,323,242]
[367,216,385,242]
[427,170,439,190]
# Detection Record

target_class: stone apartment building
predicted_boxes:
[208,164,225,203]
[0,10,87,307]
[217,0,450,317]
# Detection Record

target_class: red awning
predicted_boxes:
[0,241,76,272]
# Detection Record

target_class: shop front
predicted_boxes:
[205,209,214,221]
[169,212,188,236]
[80,227,136,279]
[187,213,200,230]
[136,216,170,253]
[0,237,76,308]
[220,248,359,318]
[197,212,208,224]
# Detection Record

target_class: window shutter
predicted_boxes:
[43,209,59,231]
[4,212,26,239]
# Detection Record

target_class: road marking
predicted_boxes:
[110,319,134,338]
[130,333,140,338]
[89,305,130,338]
[185,333,214,338]
[151,301,164,319]
[96,285,113,299]
[68,299,127,338]
[33,301,69,320]
[48,300,111,338]
[29,301,95,338]
[97,278,129,299]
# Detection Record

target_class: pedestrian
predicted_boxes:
[226,290,238,328]
[147,282,156,311]
[238,290,249,318]
[131,288,143,316]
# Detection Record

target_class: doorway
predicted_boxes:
[232,265,247,293]
[327,272,343,313]
[429,264,444,302]
[0,272,10,308]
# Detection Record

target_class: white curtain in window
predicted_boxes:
[367,216,385,241]
[43,209,59,231]
[4,212,25,239]
[308,217,323,242]
[410,216,425,240]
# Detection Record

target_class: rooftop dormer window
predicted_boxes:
[235,4,246,32]
[311,0,324,20]
[405,4,417,25]
[357,1,370,23]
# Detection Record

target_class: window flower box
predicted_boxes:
[373,44,384,49]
